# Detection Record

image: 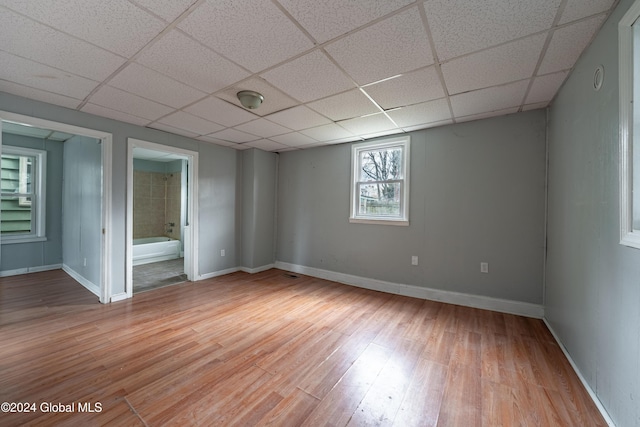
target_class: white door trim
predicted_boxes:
[0,110,113,303]
[126,138,199,298]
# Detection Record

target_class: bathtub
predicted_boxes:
[132,237,181,266]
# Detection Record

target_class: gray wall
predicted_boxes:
[0,133,64,271]
[277,110,547,304]
[242,148,277,269]
[545,0,640,425]
[133,158,183,173]
[0,91,242,295]
[62,135,102,287]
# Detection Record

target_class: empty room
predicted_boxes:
[1,0,639,425]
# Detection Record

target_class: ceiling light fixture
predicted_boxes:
[237,90,264,109]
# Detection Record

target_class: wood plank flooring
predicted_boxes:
[0,269,606,426]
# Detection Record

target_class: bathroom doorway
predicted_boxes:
[126,139,198,296]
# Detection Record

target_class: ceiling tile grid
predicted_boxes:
[0,0,167,57]
[177,0,314,72]
[324,6,435,85]
[441,33,548,95]
[424,0,562,61]
[0,0,618,152]
[362,66,445,109]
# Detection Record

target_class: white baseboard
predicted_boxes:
[240,264,275,274]
[274,261,544,318]
[198,267,241,280]
[198,264,276,280]
[0,264,62,277]
[110,292,128,302]
[62,264,100,297]
[543,319,616,427]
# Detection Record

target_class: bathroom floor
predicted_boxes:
[133,258,187,293]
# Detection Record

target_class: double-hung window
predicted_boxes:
[350,136,410,225]
[1,145,47,243]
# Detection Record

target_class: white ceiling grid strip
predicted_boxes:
[0,0,619,151]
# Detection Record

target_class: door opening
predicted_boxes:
[126,139,198,297]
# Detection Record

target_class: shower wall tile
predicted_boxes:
[133,170,183,241]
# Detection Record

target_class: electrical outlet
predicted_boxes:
[220,249,226,257]
[83,258,87,267]
[480,262,489,273]
[411,256,419,266]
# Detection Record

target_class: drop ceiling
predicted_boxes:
[0,0,617,152]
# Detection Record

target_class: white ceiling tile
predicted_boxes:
[277,0,413,43]
[178,0,314,72]
[456,107,520,124]
[526,71,569,104]
[402,120,453,132]
[324,135,364,144]
[197,135,240,148]
[262,50,355,102]
[363,66,445,109]
[270,132,317,147]
[265,106,331,131]
[0,8,126,81]
[136,30,250,93]
[157,111,224,135]
[559,0,615,24]
[217,77,299,116]
[108,63,206,108]
[442,34,547,95]
[326,7,434,85]
[0,81,82,109]
[185,96,256,127]
[538,15,607,75]
[299,123,354,141]
[131,0,195,22]
[337,113,397,135]
[523,102,549,111]
[148,122,200,138]
[235,118,292,138]
[386,98,451,128]
[0,0,166,57]
[208,128,259,143]
[425,0,562,61]
[307,89,380,121]
[81,103,151,126]
[360,128,405,140]
[88,86,174,121]
[450,81,529,117]
[0,51,98,100]
[245,139,289,152]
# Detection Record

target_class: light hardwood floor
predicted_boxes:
[0,269,606,426]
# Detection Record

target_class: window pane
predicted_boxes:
[359,147,402,182]
[1,195,33,234]
[358,182,401,216]
[1,154,34,194]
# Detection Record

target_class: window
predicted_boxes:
[1,146,47,243]
[350,136,410,225]
[619,0,640,248]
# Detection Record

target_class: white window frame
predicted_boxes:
[0,145,47,243]
[619,0,640,249]
[350,136,410,226]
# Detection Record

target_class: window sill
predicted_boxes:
[349,217,409,226]
[1,236,47,245]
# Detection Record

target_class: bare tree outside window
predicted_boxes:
[350,136,409,225]
[358,146,403,216]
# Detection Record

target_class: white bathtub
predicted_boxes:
[132,237,181,266]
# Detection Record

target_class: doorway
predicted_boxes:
[0,110,113,303]
[126,139,198,297]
